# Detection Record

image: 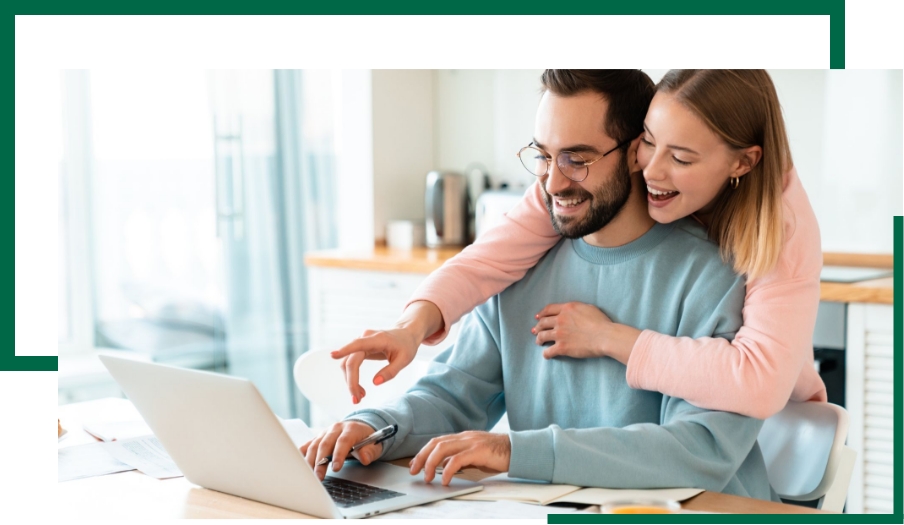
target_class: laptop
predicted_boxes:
[98,354,482,518]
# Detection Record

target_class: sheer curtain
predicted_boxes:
[58,69,337,419]
[208,70,337,419]
[274,70,339,421]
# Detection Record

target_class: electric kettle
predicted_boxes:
[425,171,469,247]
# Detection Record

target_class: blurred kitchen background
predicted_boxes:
[55,69,901,417]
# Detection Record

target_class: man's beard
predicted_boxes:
[543,156,632,239]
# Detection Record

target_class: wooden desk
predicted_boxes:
[58,399,827,518]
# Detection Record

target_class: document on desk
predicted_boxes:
[59,442,136,482]
[278,417,315,447]
[371,498,591,519]
[102,435,183,479]
[82,420,153,442]
[455,473,703,506]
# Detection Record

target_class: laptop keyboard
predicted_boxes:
[322,476,405,508]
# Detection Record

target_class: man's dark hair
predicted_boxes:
[541,70,655,149]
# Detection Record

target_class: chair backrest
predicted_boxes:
[293,349,431,423]
[757,401,851,505]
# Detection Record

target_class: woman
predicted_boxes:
[332,69,826,419]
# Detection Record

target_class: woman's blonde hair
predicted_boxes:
[657,70,790,279]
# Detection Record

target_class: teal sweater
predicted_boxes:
[348,219,776,501]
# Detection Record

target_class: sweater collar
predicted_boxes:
[571,222,676,265]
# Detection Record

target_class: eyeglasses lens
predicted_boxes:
[518,147,548,177]
[556,152,588,182]
[518,147,589,182]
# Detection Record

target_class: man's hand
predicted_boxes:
[533,302,641,364]
[299,421,382,481]
[330,301,444,403]
[409,431,511,486]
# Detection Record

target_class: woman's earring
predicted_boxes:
[730,177,739,189]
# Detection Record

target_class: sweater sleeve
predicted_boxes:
[407,181,561,345]
[626,168,827,419]
[508,395,771,500]
[344,301,507,461]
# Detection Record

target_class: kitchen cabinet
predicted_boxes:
[844,303,894,514]
[305,266,461,428]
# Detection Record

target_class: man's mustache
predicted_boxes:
[544,188,593,201]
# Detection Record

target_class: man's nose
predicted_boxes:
[543,161,573,196]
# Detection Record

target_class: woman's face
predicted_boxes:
[637,91,747,224]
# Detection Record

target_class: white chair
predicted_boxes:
[294,349,432,426]
[757,401,857,513]
[294,347,511,432]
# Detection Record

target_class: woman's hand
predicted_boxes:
[331,301,444,403]
[331,328,421,404]
[533,302,641,364]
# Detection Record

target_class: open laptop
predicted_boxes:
[98,354,482,518]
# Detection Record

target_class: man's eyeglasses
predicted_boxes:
[516,140,630,182]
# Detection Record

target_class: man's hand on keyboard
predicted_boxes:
[300,421,382,481]
[409,431,511,486]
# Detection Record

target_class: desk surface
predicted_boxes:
[58,398,827,518]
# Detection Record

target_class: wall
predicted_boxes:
[334,69,375,250]
[334,70,436,247]
[371,70,435,242]
[776,70,903,253]
[433,69,541,190]
[430,69,903,254]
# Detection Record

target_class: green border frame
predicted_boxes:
[13,0,902,522]
[5,6,845,371]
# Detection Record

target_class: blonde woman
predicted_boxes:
[333,69,826,419]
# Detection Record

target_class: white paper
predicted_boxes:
[102,435,183,479]
[552,486,705,506]
[59,442,135,482]
[278,417,315,448]
[371,498,591,519]
[82,420,153,442]
[456,473,703,507]
[455,474,579,504]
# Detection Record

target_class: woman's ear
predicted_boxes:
[626,133,644,173]
[734,145,763,179]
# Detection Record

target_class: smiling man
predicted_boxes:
[301,70,775,501]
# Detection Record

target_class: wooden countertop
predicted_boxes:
[820,252,893,304]
[306,247,894,304]
[305,245,465,274]
[820,277,893,304]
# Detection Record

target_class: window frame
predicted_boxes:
[58,70,98,355]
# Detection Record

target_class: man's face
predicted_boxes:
[533,91,633,239]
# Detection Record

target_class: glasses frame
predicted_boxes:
[516,139,631,182]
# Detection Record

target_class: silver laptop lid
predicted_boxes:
[98,354,342,519]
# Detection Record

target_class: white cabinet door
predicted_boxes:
[304,267,462,427]
[307,267,461,359]
[845,303,894,514]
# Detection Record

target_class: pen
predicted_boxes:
[316,424,398,466]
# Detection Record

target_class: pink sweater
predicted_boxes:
[408,168,827,419]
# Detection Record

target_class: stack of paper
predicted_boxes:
[59,443,135,482]
[373,498,593,519]
[102,436,183,479]
[455,473,703,506]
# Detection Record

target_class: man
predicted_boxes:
[302,70,774,501]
